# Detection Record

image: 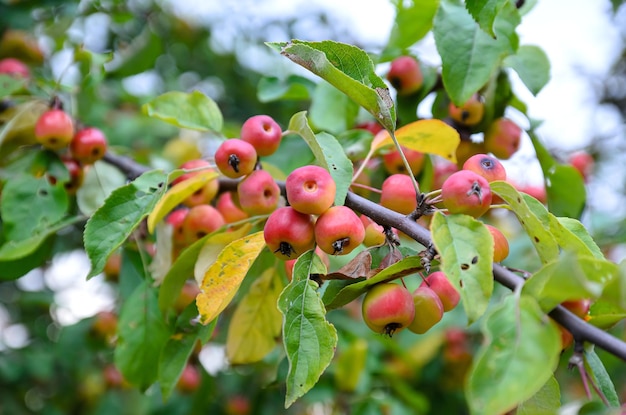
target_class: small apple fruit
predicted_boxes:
[182,204,225,244]
[237,169,281,215]
[362,282,415,336]
[263,206,316,261]
[462,153,507,183]
[484,224,509,262]
[166,208,190,246]
[172,159,220,207]
[0,57,30,78]
[448,94,484,126]
[176,364,201,393]
[174,280,201,313]
[386,55,423,96]
[70,127,108,164]
[285,165,336,215]
[483,117,522,160]
[314,206,365,255]
[441,170,492,218]
[407,285,444,334]
[382,146,425,176]
[214,138,258,179]
[35,109,75,150]
[569,151,594,182]
[215,191,248,224]
[240,114,282,157]
[420,271,460,312]
[380,174,417,215]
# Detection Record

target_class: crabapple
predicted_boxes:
[462,153,507,183]
[0,57,29,78]
[182,204,225,244]
[285,165,336,215]
[407,285,444,334]
[103,251,121,282]
[441,170,492,218]
[432,159,458,190]
[284,246,330,282]
[166,208,190,246]
[362,216,386,247]
[172,159,220,207]
[380,174,417,215]
[569,151,594,182]
[70,127,108,164]
[382,146,425,175]
[176,364,201,393]
[483,117,522,160]
[485,224,509,262]
[515,182,547,204]
[263,206,315,261]
[314,206,365,255]
[174,280,201,313]
[562,299,591,319]
[215,191,248,223]
[448,94,484,126]
[214,138,258,179]
[386,55,423,96]
[35,109,75,150]
[420,271,460,312]
[237,169,281,215]
[361,282,415,336]
[91,310,118,341]
[354,120,383,135]
[240,114,282,156]
[60,157,84,195]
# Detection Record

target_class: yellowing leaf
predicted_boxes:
[197,231,266,325]
[226,268,284,364]
[147,170,219,233]
[373,119,460,163]
[194,223,253,284]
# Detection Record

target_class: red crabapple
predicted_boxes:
[182,204,225,244]
[407,285,444,334]
[166,208,190,246]
[441,170,492,218]
[314,206,365,256]
[380,174,417,215]
[263,206,315,261]
[35,109,75,150]
[362,282,416,336]
[462,153,507,183]
[70,127,108,164]
[237,169,281,216]
[214,138,258,179]
[285,165,336,215]
[485,224,509,262]
[420,271,460,312]
[483,118,522,160]
[386,56,423,96]
[448,94,484,126]
[569,151,594,182]
[240,114,282,157]
[0,57,30,78]
[382,146,425,176]
[172,159,220,207]
[215,191,249,223]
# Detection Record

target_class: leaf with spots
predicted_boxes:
[269,40,395,131]
[287,111,353,206]
[430,211,493,324]
[84,170,168,279]
[196,231,266,325]
[226,268,284,364]
[278,250,338,408]
[466,294,561,415]
[490,180,560,264]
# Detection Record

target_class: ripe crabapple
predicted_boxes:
[174,280,201,313]
[263,206,315,261]
[176,364,202,393]
[284,246,330,282]
[70,127,108,164]
[91,310,118,341]
[182,204,225,244]
[361,282,416,336]
[485,224,509,262]
[432,159,458,190]
[386,55,423,96]
[380,174,417,215]
[314,206,365,256]
[515,182,547,204]
[441,170,492,218]
[407,285,444,334]
[361,215,386,247]
[0,57,30,78]
[448,94,484,126]
[562,299,591,319]
[382,146,425,176]
[172,159,220,207]
[166,208,190,246]
[483,117,522,160]
[285,165,336,215]
[35,109,75,150]
[420,271,460,312]
[240,114,282,157]
[60,157,84,195]
[237,169,281,215]
[354,120,383,135]
[215,191,248,223]
[214,138,258,179]
[569,151,594,182]
[462,153,507,183]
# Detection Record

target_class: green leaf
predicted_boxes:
[465,0,508,37]
[310,80,360,135]
[585,349,620,408]
[490,181,560,264]
[76,160,127,216]
[590,260,626,327]
[434,0,520,105]
[0,74,27,97]
[278,250,338,408]
[114,281,171,391]
[106,27,163,77]
[503,45,550,95]
[466,294,561,415]
[430,212,493,324]
[142,91,223,132]
[269,40,395,131]
[84,170,168,279]
[257,75,315,102]
[0,240,52,281]
[382,0,440,59]
[516,376,561,415]
[0,216,81,260]
[287,111,354,206]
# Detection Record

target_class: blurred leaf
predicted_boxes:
[516,376,561,415]
[278,250,337,408]
[434,0,519,105]
[76,160,127,216]
[466,294,561,415]
[196,231,266,325]
[310,80,360,135]
[0,74,27,97]
[592,260,626,322]
[226,268,284,364]
[490,181,560,264]
[84,170,168,278]
[106,27,163,77]
[430,212,493,324]
[149,222,173,285]
[585,349,620,408]
[257,75,315,102]
[372,118,460,163]
[115,281,171,391]
[503,45,550,95]
[287,111,353,206]
[0,239,52,281]
[269,40,396,131]
[142,91,223,132]
[0,216,81,260]
[334,338,368,392]
[147,170,219,233]
[465,0,508,38]
[382,0,440,59]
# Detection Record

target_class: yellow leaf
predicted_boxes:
[226,268,284,364]
[147,170,219,233]
[373,119,460,163]
[196,231,266,325]
[193,223,253,285]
